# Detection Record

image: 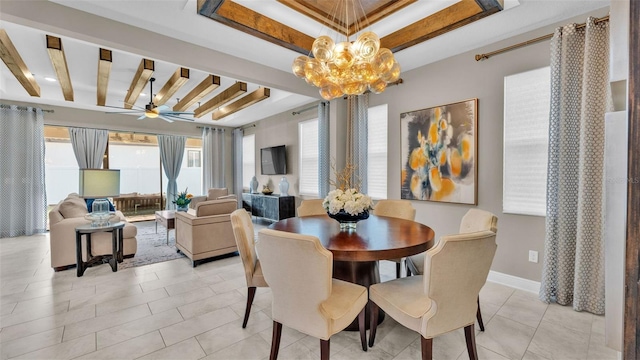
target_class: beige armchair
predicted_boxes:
[230,209,268,328]
[189,188,236,209]
[175,198,238,267]
[257,229,368,360]
[48,193,137,271]
[297,199,326,217]
[368,230,498,360]
[407,208,498,331]
[373,199,416,278]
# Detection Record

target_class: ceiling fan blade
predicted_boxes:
[156,105,170,113]
[159,115,174,123]
[137,115,147,120]
[162,113,194,122]
[164,111,195,115]
[105,110,144,114]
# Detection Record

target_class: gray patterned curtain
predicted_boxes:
[318,101,330,197]
[158,135,186,210]
[540,17,612,314]
[232,128,243,208]
[0,105,47,237]
[202,127,225,192]
[68,127,108,169]
[346,94,368,192]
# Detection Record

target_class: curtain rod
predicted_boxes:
[292,105,318,116]
[0,104,54,113]
[196,126,225,131]
[474,15,609,61]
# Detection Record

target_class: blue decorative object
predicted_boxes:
[176,205,188,212]
[327,210,369,230]
[279,177,289,195]
[85,199,115,212]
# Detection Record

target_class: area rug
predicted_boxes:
[118,220,186,269]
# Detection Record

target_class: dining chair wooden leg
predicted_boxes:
[464,324,478,360]
[406,262,412,276]
[476,296,485,331]
[269,321,282,360]
[358,307,367,351]
[396,262,401,278]
[320,339,330,360]
[420,336,433,360]
[368,301,379,347]
[243,286,257,328]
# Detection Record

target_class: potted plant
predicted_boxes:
[173,188,193,211]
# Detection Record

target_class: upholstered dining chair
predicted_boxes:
[297,199,327,217]
[406,208,498,331]
[368,230,498,360]
[230,209,269,328]
[256,229,368,360]
[372,199,416,278]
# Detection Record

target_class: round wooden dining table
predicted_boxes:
[269,214,435,329]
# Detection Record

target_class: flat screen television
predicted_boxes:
[261,145,287,175]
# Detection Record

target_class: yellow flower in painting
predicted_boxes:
[439,149,447,166]
[431,178,456,201]
[449,148,462,178]
[429,167,442,191]
[428,121,439,144]
[401,169,407,184]
[434,107,442,120]
[439,118,448,131]
[410,173,424,199]
[460,134,473,161]
[409,147,427,170]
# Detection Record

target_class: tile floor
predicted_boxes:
[0,224,620,360]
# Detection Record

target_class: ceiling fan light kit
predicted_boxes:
[291,0,401,100]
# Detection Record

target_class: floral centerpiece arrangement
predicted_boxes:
[323,163,373,230]
[173,188,193,211]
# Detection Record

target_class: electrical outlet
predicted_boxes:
[528,250,539,263]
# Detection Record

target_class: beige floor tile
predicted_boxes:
[0,300,69,328]
[12,333,95,360]
[203,333,271,360]
[587,327,620,360]
[0,327,63,360]
[163,276,223,296]
[333,342,394,360]
[479,281,515,307]
[63,303,151,341]
[0,302,16,316]
[257,321,308,350]
[391,338,422,360]
[68,284,142,310]
[177,290,244,319]
[431,328,467,360]
[522,350,551,360]
[95,287,168,316]
[476,315,536,359]
[208,276,247,294]
[0,304,95,343]
[495,290,549,328]
[274,340,318,360]
[197,310,272,354]
[478,300,501,327]
[457,344,510,360]
[93,272,159,293]
[527,319,590,359]
[11,286,95,313]
[75,331,165,360]
[137,338,206,360]
[540,303,594,334]
[298,329,364,357]
[159,306,239,346]
[371,319,419,356]
[139,273,201,293]
[97,308,184,349]
[148,287,215,314]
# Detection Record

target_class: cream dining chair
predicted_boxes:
[256,228,368,360]
[297,199,327,217]
[406,208,498,331]
[230,209,269,328]
[368,230,498,360]
[372,199,416,278]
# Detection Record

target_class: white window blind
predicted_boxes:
[299,119,319,196]
[242,134,255,190]
[503,67,551,216]
[367,104,388,199]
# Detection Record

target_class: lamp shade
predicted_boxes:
[78,169,120,198]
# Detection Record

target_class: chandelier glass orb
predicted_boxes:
[291,5,401,101]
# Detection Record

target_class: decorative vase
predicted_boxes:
[176,205,188,212]
[250,176,259,193]
[327,210,370,230]
[279,177,289,196]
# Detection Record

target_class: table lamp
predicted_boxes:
[79,169,120,226]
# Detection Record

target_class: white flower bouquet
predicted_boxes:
[323,188,373,216]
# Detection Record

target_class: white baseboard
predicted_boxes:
[487,270,541,294]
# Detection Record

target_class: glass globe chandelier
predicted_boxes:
[291,0,401,101]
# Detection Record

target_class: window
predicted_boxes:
[242,134,255,190]
[367,104,388,199]
[503,67,551,216]
[187,150,201,167]
[299,119,319,196]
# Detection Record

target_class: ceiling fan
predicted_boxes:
[105,77,195,123]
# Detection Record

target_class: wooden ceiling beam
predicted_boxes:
[96,48,112,106]
[212,87,270,120]
[173,74,220,112]
[0,29,40,96]
[46,35,73,101]
[194,82,247,118]
[154,67,190,106]
[124,58,154,109]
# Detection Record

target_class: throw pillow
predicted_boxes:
[85,199,116,212]
[58,197,89,218]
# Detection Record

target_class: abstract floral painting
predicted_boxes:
[400,99,478,204]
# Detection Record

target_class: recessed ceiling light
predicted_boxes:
[44,77,57,82]
[140,93,147,97]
